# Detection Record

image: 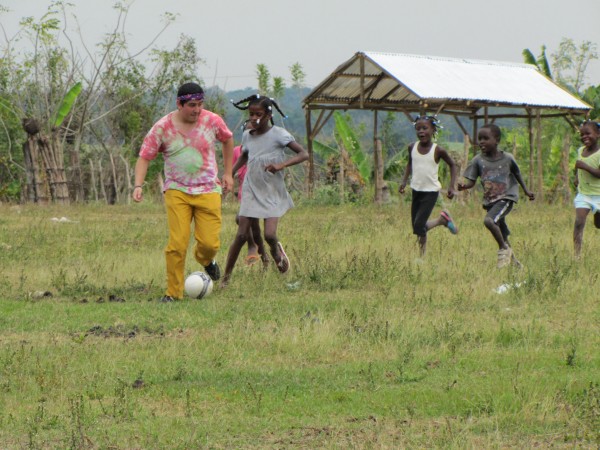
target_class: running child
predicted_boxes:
[221,95,308,287]
[573,119,600,259]
[233,143,260,266]
[399,115,458,256]
[458,123,534,268]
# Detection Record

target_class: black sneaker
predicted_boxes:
[159,295,175,303]
[204,260,221,281]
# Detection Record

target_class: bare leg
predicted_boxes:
[418,235,427,257]
[247,227,259,257]
[263,217,281,263]
[574,208,590,259]
[425,215,444,231]
[236,214,258,260]
[221,216,252,287]
[250,219,269,269]
[484,216,508,249]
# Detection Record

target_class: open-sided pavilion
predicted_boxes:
[303,51,591,199]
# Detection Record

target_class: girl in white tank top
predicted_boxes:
[399,116,459,256]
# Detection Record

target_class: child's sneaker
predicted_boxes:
[511,251,523,269]
[276,242,290,274]
[497,247,512,268]
[440,210,458,235]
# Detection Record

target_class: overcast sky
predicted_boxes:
[2,0,599,91]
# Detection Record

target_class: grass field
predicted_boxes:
[0,196,599,448]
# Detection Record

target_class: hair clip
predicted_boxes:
[580,119,600,127]
[413,115,443,129]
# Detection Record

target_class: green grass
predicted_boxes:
[0,198,599,448]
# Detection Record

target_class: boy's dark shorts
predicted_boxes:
[483,199,514,224]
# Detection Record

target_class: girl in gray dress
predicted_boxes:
[221,95,308,287]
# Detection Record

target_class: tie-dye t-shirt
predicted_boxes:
[139,110,233,194]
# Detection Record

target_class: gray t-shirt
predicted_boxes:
[463,151,522,206]
[239,126,295,218]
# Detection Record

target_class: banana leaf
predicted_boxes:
[54,82,82,127]
[522,49,537,66]
[536,46,552,79]
[312,139,338,160]
[383,149,407,179]
[333,111,371,182]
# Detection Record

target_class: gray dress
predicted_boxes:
[239,126,295,218]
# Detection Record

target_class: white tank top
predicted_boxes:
[409,142,441,192]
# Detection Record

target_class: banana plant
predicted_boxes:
[522,46,552,78]
[333,111,371,183]
[313,112,408,185]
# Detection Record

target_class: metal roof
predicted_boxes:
[304,51,590,116]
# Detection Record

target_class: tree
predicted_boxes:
[272,76,285,100]
[0,2,212,204]
[551,38,598,94]
[256,64,270,96]
[289,62,306,88]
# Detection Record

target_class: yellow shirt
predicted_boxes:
[577,146,600,196]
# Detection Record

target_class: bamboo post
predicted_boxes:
[528,115,534,189]
[109,152,119,204]
[119,155,131,205]
[561,133,572,205]
[338,144,345,204]
[89,159,99,201]
[374,138,384,204]
[535,111,544,202]
[373,110,383,204]
[98,159,107,202]
[305,107,314,196]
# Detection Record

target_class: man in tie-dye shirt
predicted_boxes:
[133,82,233,302]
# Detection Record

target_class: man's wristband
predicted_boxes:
[134,185,143,189]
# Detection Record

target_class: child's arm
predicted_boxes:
[436,147,458,199]
[398,144,412,194]
[232,151,248,177]
[457,178,476,191]
[575,160,600,178]
[514,172,535,201]
[457,156,478,191]
[511,159,535,201]
[264,141,308,173]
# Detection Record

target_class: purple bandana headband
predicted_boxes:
[177,93,204,102]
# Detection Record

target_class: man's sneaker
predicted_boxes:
[497,247,512,268]
[440,210,458,235]
[276,242,290,274]
[204,260,221,281]
[159,295,175,303]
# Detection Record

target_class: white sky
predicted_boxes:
[2,0,599,91]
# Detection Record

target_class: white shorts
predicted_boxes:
[574,193,600,213]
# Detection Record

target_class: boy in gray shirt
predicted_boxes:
[458,124,535,268]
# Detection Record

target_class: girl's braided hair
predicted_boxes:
[413,115,442,137]
[231,94,287,126]
[580,119,600,131]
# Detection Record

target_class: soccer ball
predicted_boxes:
[184,271,214,299]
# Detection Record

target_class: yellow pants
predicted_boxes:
[164,190,222,298]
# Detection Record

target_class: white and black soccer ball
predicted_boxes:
[184,271,214,299]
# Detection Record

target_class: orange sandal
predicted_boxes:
[244,254,260,266]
